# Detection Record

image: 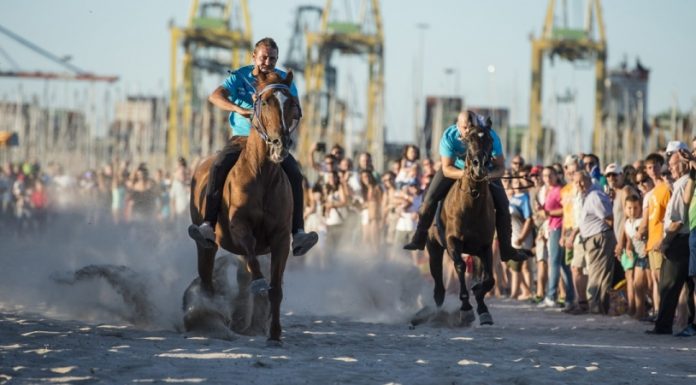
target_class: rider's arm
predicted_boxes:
[489,155,505,179]
[208,86,252,117]
[441,156,465,179]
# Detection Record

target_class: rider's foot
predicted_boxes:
[500,247,532,262]
[293,229,318,256]
[403,229,427,251]
[188,222,217,249]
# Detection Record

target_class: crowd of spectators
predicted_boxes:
[3,136,696,337]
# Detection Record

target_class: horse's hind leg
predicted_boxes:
[426,236,446,307]
[234,231,267,293]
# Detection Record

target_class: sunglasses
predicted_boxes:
[637,179,650,185]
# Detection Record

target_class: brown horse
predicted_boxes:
[189,71,297,343]
[424,118,496,326]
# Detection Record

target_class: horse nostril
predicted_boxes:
[272,138,281,146]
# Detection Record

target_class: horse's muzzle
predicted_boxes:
[268,143,288,164]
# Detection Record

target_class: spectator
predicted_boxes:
[575,170,615,314]
[622,194,649,320]
[642,152,669,315]
[648,149,695,335]
[360,170,383,249]
[538,166,574,309]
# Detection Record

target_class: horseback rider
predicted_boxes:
[188,37,318,256]
[404,110,530,262]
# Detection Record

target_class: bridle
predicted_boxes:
[460,131,491,199]
[251,83,299,148]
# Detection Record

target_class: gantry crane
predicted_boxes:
[168,0,252,161]
[526,0,606,162]
[0,24,118,82]
[297,0,385,168]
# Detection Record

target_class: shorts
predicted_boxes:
[535,239,548,262]
[647,250,664,271]
[689,230,696,277]
[621,252,648,271]
[570,236,586,269]
[507,250,531,272]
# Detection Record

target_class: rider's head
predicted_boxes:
[456,111,473,138]
[253,38,279,74]
[456,110,490,139]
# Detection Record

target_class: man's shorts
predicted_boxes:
[571,236,586,269]
[647,250,664,271]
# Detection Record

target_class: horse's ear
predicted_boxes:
[485,117,492,128]
[284,70,294,86]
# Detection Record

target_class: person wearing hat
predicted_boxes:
[647,146,695,334]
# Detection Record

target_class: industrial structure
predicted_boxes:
[291,0,385,169]
[168,0,252,161]
[526,0,606,163]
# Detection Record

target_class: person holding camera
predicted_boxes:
[187,37,318,257]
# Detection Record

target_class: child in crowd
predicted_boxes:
[621,194,649,319]
[508,176,534,300]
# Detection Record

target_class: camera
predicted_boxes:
[316,142,326,153]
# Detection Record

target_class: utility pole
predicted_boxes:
[414,22,428,153]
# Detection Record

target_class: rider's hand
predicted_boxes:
[238,108,253,118]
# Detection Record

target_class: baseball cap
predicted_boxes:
[563,154,579,166]
[665,140,688,155]
[530,165,542,176]
[604,163,623,175]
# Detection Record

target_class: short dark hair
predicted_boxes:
[254,37,278,52]
[626,194,641,204]
[645,153,665,167]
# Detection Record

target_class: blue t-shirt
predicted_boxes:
[438,124,503,169]
[221,65,299,137]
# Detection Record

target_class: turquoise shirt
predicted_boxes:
[438,124,503,169]
[221,65,298,137]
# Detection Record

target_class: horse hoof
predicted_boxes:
[266,338,283,347]
[479,312,494,326]
[410,306,435,327]
[250,278,270,295]
[459,309,475,327]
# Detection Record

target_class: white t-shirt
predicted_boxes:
[624,216,646,258]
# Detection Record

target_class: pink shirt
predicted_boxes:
[544,185,563,230]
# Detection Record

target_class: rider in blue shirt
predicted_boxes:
[188,37,318,256]
[404,110,529,262]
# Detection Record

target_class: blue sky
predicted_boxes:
[1,0,694,151]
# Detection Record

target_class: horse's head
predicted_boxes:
[463,111,494,181]
[253,70,300,163]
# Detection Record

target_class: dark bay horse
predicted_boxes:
[189,71,297,343]
[424,119,497,326]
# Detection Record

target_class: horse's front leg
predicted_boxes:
[196,243,218,295]
[446,236,475,328]
[267,234,291,344]
[473,246,495,325]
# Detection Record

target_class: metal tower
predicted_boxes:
[527,0,606,162]
[168,0,252,161]
[298,0,385,168]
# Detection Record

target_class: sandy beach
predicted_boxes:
[1,219,695,384]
